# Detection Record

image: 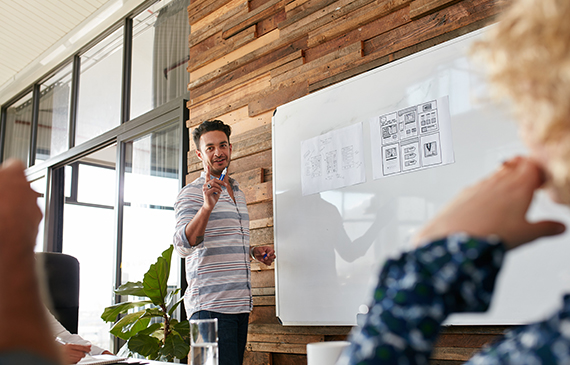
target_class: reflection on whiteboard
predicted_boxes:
[301,122,365,196]
[370,96,455,179]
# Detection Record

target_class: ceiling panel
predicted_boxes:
[0,0,113,90]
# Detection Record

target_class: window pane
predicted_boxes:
[36,64,73,162]
[77,164,115,206]
[3,91,33,165]
[122,122,180,288]
[76,28,123,145]
[130,0,189,119]
[62,144,117,352]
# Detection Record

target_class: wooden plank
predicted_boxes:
[248,333,323,344]
[244,181,273,204]
[431,347,479,361]
[226,110,274,137]
[248,201,273,221]
[189,47,304,105]
[251,259,275,271]
[188,0,234,26]
[410,0,462,19]
[190,0,248,41]
[270,56,305,77]
[253,296,277,306]
[308,16,493,93]
[232,168,264,187]
[251,269,276,287]
[439,326,511,335]
[272,353,307,365]
[190,30,280,83]
[363,0,507,58]
[435,333,500,348]
[257,8,287,37]
[306,42,365,85]
[304,6,410,63]
[306,0,413,48]
[248,323,352,336]
[243,351,271,365]
[248,80,309,117]
[285,0,314,12]
[251,226,274,245]
[250,305,279,324]
[270,41,363,88]
[278,0,365,39]
[189,74,271,125]
[250,217,274,229]
[252,287,276,296]
[222,0,287,39]
[188,36,305,93]
[189,25,258,73]
[230,150,273,175]
[247,342,307,355]
[279,0,339,30]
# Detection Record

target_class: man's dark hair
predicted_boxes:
[192,120,232,150]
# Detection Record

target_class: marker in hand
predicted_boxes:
[219,167,227,181]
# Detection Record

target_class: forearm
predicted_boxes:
[184,206,213,246]
[0,247,61,363]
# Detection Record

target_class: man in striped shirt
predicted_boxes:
[173,120,275,365]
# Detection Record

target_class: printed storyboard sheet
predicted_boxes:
[370,96,455,179]
[301,122,365,196]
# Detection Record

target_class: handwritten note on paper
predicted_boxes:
[301,122,365,196]
[370,96,455,179]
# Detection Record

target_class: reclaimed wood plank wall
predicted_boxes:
[185,0,510,363]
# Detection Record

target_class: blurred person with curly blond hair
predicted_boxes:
[339,0,570,363]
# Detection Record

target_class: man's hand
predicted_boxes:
[252,246,276,266]
[61,343,91,364]
[412,156,566,250]
[202,165,228,211]
[0,159,42,254]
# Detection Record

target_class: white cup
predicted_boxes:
[306,341,350,365]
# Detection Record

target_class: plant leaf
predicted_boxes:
[140,307,164,319]
[160,333,190,361]
[164,288,181,307]
[101,300,152,322]
[128,334,161,359]
[168,297,184,317]
[110,311,151,340]
[172,320,190,340]
[143,246,173,306]
[137,322,162,336]
[114,281,146,297]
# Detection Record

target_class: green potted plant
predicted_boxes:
[101,245,189,361]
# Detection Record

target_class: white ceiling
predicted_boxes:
[0,0,111,89]
[0,0,149,106]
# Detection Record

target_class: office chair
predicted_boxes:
[36,252,80,334]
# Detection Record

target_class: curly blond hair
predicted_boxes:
[476,0,570,203]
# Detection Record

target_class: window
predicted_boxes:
[62,145,117,351]
[131,0,190,119]
[76,28,124,145]
[36,63,73,162]
[3,91,33,165]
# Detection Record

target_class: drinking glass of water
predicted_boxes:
[190,318,218,365]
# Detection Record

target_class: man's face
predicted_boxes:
[196,130,232,177]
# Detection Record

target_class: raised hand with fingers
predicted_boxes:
[413,156,566,250]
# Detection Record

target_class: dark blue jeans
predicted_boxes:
[190,310,250,365]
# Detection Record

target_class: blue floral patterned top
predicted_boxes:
[339,233,570,364]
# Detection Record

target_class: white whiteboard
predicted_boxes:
[272,26,570,326]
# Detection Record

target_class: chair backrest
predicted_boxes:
[36,252,80,334]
